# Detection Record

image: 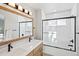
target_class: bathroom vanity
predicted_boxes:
[0,39,43,56]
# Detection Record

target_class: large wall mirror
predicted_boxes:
[0,6,33,42]
[0,9,19,41]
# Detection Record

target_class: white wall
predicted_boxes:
[45,9,72,19]
[32,9,42,40]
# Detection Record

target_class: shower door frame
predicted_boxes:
[42,16,76,52]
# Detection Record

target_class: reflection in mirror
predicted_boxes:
[0,9,19,40]
[0,4,33,45]
[0,14,4,40]
[19,19,32,37]
[0,8,32,42]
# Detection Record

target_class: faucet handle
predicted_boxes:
[10,45,13,48]
[68,45,73,47]
[8,43,13,52]
[29,37,32,42]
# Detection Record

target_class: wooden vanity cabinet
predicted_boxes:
[27,50,34,56]
[33,43,43,56]
[27,43,43,56]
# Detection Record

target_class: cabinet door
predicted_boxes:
[27,50,34,56]
[27,43,43,56]
[34,44,43,56]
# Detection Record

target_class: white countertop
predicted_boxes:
[0,39,43,56]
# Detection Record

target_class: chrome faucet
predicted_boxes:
[8,43,13,52]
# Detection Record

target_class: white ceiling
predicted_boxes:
[19,3,75,14]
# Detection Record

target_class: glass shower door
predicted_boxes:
[43,16,76,52]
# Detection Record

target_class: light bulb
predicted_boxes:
[25,9,28,14]
[8,3,15,7]
[18,5,23,11]
[29,11,32,15]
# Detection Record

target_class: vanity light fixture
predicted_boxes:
[29,11,32,15]
[4,3,33,16]
[8,3,16,8]
[25,9,28,14]
[18,5,23,11]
